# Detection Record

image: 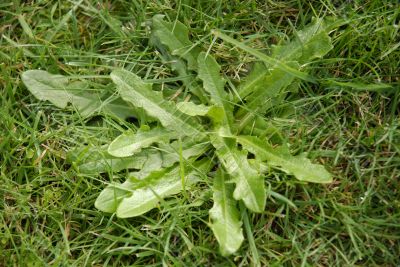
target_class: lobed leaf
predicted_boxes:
[127,150,163,179]
[95,180,134,213]
[239,62,298,106]
[21,70,135,118]
[150,35,209,103]
[197,52,233,131]
[67,145,150,174]
[110,69,206,138]
[236,62,269,101]
[235,63,298,128]
[272,17,334,64]
[108,127,173,157]
[235,17,334,104]
[213,31,316,83]
[211,132,266,213]
[115,158,212,218]
[152,15,201,70]
[209,169,244,256]
[237,136,332,183]
[159,139,210,167]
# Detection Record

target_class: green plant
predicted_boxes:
[21,15,336,255]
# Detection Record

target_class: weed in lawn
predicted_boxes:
[21,14,336,256]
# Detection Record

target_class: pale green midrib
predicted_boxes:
[114,75,205,137]
[220,173,230,242]
[118,167,196,215]
[220,139,260,211]
[240,137,321,178]
[112,133,170,151]
[200,60,232,131]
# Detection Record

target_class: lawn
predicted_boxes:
[1,0,399,266]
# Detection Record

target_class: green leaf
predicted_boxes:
[150,36,208,103]
[67,145,151,174]
[110,69,205,138]
[209,169,244,256]
[235,63,298,128]
[21,70,135,118]
[176,102,226,129]
[176,101,211,116]
[108,127,173,157]
[95,180,133,213]
[237,136,332,183]
[272,17,334,64]
[211,133,266,212]
[213,31,316,83]
[102,97,139,120]
[116,159,212,218]
[197,52,233,131]
[159,138,210,167]
[22,70,100,116]
[127,150,163,179]
[152,15,201,70]
[236,62,269,101]
[233,17,335,103]
[240,62,298,105]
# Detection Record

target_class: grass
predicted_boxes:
[1,0,399,266]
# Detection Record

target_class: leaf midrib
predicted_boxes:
[219,138,260,211]
[112,73,205,138]
[239,136,327,180]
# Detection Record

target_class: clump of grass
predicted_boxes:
[1,0,399,266]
